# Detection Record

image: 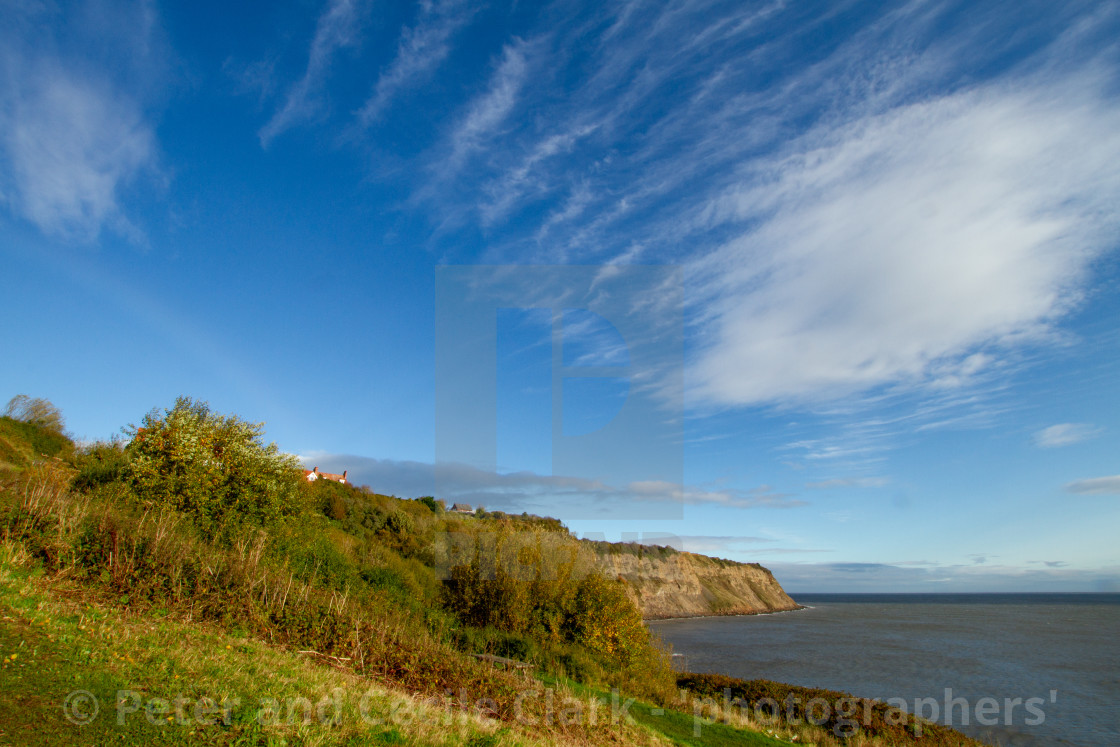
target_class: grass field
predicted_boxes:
[0,544,528,747]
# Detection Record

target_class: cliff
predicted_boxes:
[593,547,801,619]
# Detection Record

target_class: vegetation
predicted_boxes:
[0,397,677,745]
[1,394,72,481]
[677,674,985,747]
[0,547,524,747]
[0,395,984,746]
[3,394,66,433]
[583,539,758,570]
[124,397,306,540]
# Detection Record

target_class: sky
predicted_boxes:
[2,0,1119,592]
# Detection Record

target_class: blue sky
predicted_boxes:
[3,0,1119,592]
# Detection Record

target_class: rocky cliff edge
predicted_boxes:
[594,549,802,619]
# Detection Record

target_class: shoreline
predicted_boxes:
[643,603,806,623]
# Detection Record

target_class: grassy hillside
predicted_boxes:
[0,415,72,481]
[0,397,984,746]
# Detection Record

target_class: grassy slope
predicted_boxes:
[0,416,70,481]
[0,545,527,747]
[0,544,804,747]
[543,676,792,747]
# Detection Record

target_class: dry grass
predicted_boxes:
[0,542,673,746]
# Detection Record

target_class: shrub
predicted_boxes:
[677,673,978,745]
[72,439,130,492]
[567,571,649,665]
[123,397,303,540]
[417,495,444,513]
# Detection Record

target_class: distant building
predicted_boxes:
[450,503,473,514]
[304,466,347,484]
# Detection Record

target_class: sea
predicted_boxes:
[648,594,1120,747]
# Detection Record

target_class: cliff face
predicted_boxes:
[595,551,801,619]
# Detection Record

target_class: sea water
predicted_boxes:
[648,594,1120,746]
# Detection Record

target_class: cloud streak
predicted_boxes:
[0,0,163,242]
[1065,475,1120,495]
[805,477,889,490]
[358,0,475,125]
[259,0,368,146]
[446,39,533,170]
[390,0,1120,431]
[692,72,1120,407]
[1034,423,1103,448]
[299,452,806,515]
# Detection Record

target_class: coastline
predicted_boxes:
[643,602,806,622]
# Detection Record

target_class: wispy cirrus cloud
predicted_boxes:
[674,536,833,557]
[0,0,164,243]
[690,70,1120,407]
[259,0,369,147]
[357,0,475,126]
[1033,423,1103,448]
[2,70,155,243]
[805,477,890,490]
[446,39,534,170]
[401,0,1120,433]
[1065,475,1120,495]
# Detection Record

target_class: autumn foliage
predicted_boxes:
[124,397,304,539]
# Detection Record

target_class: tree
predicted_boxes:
[3,394,65,433]
[417,495,444,514]
[124,397,303,537]
[567,572,649,665]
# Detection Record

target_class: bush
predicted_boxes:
[72,440,130,492]
[123,397,303,539]
[677,673,976,745]
[566,572,645,661]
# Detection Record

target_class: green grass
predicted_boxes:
[628,701,792,747]
[538,674,793,747]
[0,545,528,747]
[0,544,809,747]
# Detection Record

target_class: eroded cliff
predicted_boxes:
[593,548,801,619]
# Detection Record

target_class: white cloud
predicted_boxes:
[1065,475,1120,495]
[2,70,154,242]
[358,0,474,125]
[692,73,1120,407]
[805,477,889,489]
[629,480,804,509]
[447,40,532,168]
[1033,423,1103,448]
[259,0,368,146]
[299,452,805,514]
[0,1,162,242]
[398,1,1120,420]
[479,125,598,227]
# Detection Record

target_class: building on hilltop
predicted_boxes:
[304,466,347,484]
[450,503,473,514]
